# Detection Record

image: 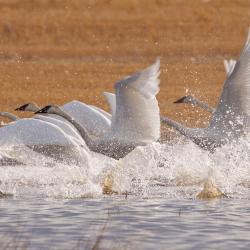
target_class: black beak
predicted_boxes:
[34,105,51,114]
[15,104,28,111]
[173,96,187,104]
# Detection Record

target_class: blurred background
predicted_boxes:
[0,0,249,128]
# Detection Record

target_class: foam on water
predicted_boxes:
[0,138,249,200]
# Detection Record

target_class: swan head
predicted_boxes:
[174,95,196,104]
[35,104,61,115]
[15,103,39,112]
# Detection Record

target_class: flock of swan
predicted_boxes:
[1,29,250,163]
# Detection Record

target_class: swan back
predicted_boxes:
[34,114,84,143]
[61,100,111,137]
[0,118,75,146]
[88,105,112,121]
[110,59,161,143]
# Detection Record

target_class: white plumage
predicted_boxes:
[110,58,160,143]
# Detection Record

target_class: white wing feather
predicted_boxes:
[224,60,230,75]
[61,100,111,137]
[110,59,161,142]
[103,92,116,116]
[34,115,84,142]
[211,29,250,130]
[224,59,236,76]
[89,105,112,121]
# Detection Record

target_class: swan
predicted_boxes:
[0,117,88,162]
[35,59,161,159]
[173,59,237,114]
[1,108,88,161]
[161,29,250,151]
[0,112,19,122]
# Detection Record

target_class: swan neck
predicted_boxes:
[30,105,40,112]
[196,100,214,113]
[161,116,189,136]
[55,110,95,148]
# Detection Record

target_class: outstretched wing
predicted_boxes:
[110,59,160,143]
[211,29,250,130]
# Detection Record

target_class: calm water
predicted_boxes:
[0,198,249,249]
[0,141,249,249]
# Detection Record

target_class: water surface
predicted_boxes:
[0,140,249,249]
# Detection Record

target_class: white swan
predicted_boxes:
[35,59,161,159]
[161,29,250,151]
[1,106,88,161]
[0,117,89,162]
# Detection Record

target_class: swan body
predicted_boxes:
[0,117,88,161]
[0,118,82,146]
[35,59,161,159]
[162,29,250,151]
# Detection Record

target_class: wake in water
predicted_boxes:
[0,137,249,200]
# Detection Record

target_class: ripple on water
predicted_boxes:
[0,198,249,249]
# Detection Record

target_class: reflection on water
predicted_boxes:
[0,139,249,249]
[0,198,249,250]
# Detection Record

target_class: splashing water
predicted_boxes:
[0,137,249,200]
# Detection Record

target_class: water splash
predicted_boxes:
[0,138,249,199]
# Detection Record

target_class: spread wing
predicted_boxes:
[110,59,161,143]
[211,29,250,130]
